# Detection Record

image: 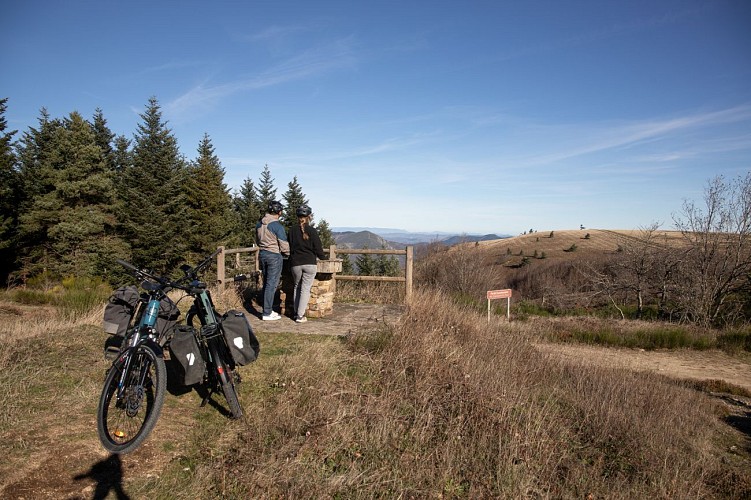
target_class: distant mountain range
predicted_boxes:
[331,228,508,249]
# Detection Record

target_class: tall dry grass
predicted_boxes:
[167,288,749,498]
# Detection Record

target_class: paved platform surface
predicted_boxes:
[244,302,405,336]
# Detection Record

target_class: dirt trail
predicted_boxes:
[536,342,751,393]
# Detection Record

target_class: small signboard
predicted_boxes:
[487,289,512,321]
[487,289,512,300]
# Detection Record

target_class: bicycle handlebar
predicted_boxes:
[116,250,226,295]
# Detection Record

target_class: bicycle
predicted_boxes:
[97,261,172,454]
[179,250,252,419]
[98,250,256,454]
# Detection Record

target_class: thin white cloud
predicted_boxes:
[166,38,357,120]
[518,104,751,167]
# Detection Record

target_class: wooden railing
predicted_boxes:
[216,244,413,303]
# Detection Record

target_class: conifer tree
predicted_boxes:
[341,254,354,274]
[90,108,115,171]
[316,219,334,249]
[281,176,308,230]
[17,111,126,278]
[184,134,232,256]
[112,135,132,173]
[356,248,375,276]
[375,246,401,276]
[14,109,63,278]
[233,176,260,246]
[119,97,188,272]
[0,98,19,282]
[255,164,277,215]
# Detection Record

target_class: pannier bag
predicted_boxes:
[155,297,181,338]
[103,285,140,336]
[220,310,260,366]
[168,325,206,386]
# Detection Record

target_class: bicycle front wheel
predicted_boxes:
[97,344,167,454]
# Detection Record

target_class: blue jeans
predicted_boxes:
[291,264,318,319]
[259,251,283,316]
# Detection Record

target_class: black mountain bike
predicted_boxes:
[97,251,251,454]
[180,250,247,419]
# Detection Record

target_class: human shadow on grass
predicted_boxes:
[73,454,130,500]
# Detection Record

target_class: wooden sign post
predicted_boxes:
[486,289,512,322]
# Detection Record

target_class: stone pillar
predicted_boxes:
[306,273,336,318]
[280,259,342,318]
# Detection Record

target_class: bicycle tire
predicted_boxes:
[97,344,167,453]
[215,348,243,419]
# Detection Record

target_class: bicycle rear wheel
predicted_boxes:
[213,342,243,419]
[97,344,167,453]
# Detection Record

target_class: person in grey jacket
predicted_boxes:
[287,204,326,323]
[256,200,290,320]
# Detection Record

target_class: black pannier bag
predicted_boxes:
[103,285,140,337]
[220,310,260,366]
[168,325,206,386]
[155,297,181,339]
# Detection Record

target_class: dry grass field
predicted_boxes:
[476,228,686,266]
[0,272,750,498]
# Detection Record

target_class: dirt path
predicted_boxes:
[535,342,751,393]
[244,302,406,337]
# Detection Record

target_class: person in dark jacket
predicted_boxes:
[288,204,326,323]
[256,200,290,320]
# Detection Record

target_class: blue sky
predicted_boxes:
[3,1,750,235]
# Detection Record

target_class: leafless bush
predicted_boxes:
[415,243,499,298]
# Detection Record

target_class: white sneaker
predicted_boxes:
[262,313,281,321]
[295,316,307,323]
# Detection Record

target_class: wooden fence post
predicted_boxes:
[405,245,413,303]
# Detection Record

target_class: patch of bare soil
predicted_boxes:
[535,343,751,393]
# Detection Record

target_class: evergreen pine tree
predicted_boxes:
[316,219,334,249]
[341,254,354,274]
[255,164,277,215]
[120,97,189,272]
[356,248,375,276]
[90,108,115,171]
[112,135,132,173]
[15,109,63,278]
[375,246,401,276]
[281,176,308,230]
[0,98,19,283]
[184,134,232,256]
[233,176,260,246]
[17,111,126,278]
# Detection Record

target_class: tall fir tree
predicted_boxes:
[281,176,308,230]
[375,246,401,276]
[255,164,277,215]
[233,176,260,246]
[316,219,334,249]
[356,248,375,276]
[14,109,63,279]
[90,108,115,171]
[17,112,126,278]
[120,97,189,272]
[112,135,132,173]
[0,98,19,283]
[184,134,232,256]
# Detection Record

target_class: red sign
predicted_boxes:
[487,289,512,299]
